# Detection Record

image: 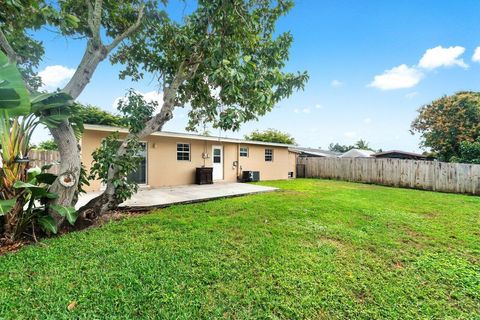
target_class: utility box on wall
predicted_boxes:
[196,167,213,185]
[242,171,260,182]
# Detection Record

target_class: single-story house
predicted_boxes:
[288,147,340,158]
[372,150,433,160]
[339,149,376,158]
[81,124,297,192]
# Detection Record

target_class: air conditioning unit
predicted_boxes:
[242,171,260,182]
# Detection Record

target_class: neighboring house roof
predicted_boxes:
[372,150,432,160]
[339,149,376,158]
[83,124,294,148]
[289,146,340,157]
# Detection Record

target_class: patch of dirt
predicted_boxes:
[319,237,346,250]
[278,189,306,196]
[422,211,441,218]
[0,240,28,255]
[396,224,434,250]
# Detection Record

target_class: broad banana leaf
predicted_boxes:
[0,198,16,216]
[0,51,29,116]
[49,204,78,225]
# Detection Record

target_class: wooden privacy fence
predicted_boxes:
[28,150,61,174]
[297,157,480,195]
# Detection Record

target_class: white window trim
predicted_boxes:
[240,146,249,157]
[265,148,274,162]
[176,142,191,161]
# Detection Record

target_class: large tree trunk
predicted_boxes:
[48,122,82,225]
[48,42,107,225]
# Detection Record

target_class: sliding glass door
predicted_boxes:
[127,142,147,184]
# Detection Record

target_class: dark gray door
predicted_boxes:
[127,142,147,184]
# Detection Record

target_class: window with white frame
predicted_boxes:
[240,146,249,157]
[265,148,273,162]
[177,143,190,161]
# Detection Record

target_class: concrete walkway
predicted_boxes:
[76,182,278,210]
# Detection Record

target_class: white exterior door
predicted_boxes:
[212,145,223,180]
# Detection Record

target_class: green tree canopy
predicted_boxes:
[328,140,375,153]
[74,104,123,127]
[411,91,480,161]
[244,129,296,145]
[36,139,58,151]
[113,0,308,132]
[450,139,480,164]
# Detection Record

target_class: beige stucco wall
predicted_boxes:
[288,151,298,178]
[81,129,295,192]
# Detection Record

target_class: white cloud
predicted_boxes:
[363,117,372,124]
[331,80,343,88]
[472,47,480,62]
[369,64,423,90]
[405,91,419,99]
[113,90,164,113]
[315,104,323,109]
[141,91,164,105]
[293,107,311,114]
[344,131,357,138]
[38,65,75,90]
[418,46,468,69]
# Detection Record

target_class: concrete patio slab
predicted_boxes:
[76,182,278,210]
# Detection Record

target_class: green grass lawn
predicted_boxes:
[1,179,479,319]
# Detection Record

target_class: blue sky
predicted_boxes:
[32,0,480,152]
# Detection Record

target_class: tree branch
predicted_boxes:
[86,0,95,37]
[105,3,146,53]
[0,28,20,64]
[91,0,103,46]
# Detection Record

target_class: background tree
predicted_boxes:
[449,139,480,164]
[328,140,375,153]
[328,142,353,153]
[411,91,480,161]
[245,129,296,145]
[1,0,152,226]
[80,0,308,216]
[36,140,58,151]
[74,104,124,127]
[354,139,371,150]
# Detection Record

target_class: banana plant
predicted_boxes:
[9,166,77,236]
[0,50,80,241]
[0,49,29,116]
[0,111,38,198]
